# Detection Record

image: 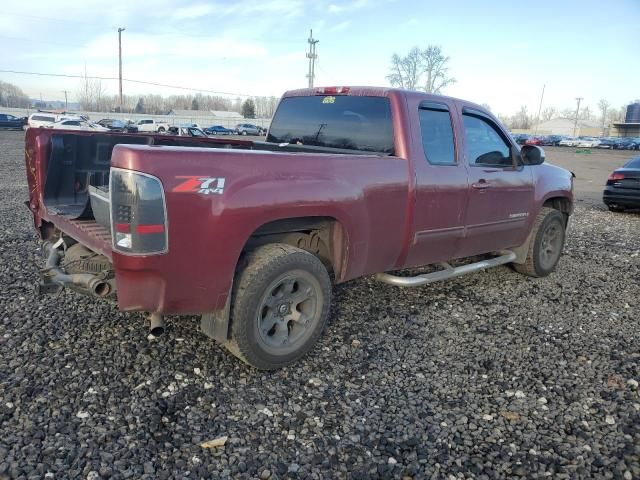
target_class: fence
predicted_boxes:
[1,107,272,130]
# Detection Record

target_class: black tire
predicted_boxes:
[157,127,165,133]
[513,207,566,278]
[607,205,625,212]
[241,130,247,136]
[225,244,331,370]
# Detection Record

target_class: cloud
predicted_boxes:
[327,0,369,13]
[171,3,216,19]
[330,20,352,32]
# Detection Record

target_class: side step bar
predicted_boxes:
[375,251,517,287]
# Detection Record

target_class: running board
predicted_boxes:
[375,251,517,287]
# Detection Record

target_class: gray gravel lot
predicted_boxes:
[0,130,638,479]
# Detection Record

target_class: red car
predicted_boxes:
[525,136,544,146]
[26,86,573,369]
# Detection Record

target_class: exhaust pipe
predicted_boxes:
[149,313,165,337]
[42,242,111,297]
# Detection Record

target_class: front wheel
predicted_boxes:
[225,244,331,370]
[513,207,566,278]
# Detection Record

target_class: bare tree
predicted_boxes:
[0,81,30,108]
[513,105,531,129]
[597,99,610,131]
[386,47,422,90]
[579,106,594,121]
[76,67,107,111]
[420,45,456,94]
[541,107,556,121]
[559,108,575,119]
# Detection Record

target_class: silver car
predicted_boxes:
[235,123,264,135]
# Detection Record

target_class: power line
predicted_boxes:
[0,11,111,28]
[0,69,253,97]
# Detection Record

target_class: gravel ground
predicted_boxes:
[0,130,638,479]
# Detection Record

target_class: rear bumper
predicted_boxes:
[603,187,640,207]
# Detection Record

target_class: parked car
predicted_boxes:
[27,112,83,129]
[167,126,208,137]
[136,118,170,133]
[26,86,573,370]
[575,137,601,148]
[512,133,530,145]
[612,138,640,150]
[524,136,544,146]
[558,137,579,147]
[204,125,234,135]
[235,123,264,135]
[603,156,640,212]
[540,135,564,146]
[597,138,617,149]
[49,119,110,131]
[97,119,139,133]
[0,113,28,129]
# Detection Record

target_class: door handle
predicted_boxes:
[472,180,490,189]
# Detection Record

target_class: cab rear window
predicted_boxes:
[267,95,394,154]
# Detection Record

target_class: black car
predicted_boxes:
[603,156,640,212]
[96,118,138,133]
[612,138,639,150]
[0,113,27,129]
[511,133,530,145]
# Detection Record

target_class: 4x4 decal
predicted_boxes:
[173,176,225,195]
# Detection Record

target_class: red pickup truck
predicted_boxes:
[26,86,573,369]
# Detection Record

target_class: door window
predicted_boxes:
[463,114,513,167]
[419,105,456,165]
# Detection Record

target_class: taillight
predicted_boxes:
[608,172,625,181]
[316,86,350,95]
[110,168,168,255]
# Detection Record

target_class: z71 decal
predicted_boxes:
[173,176,225,195]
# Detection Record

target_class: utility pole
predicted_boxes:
[118,27,125,112]
[534,84,545,135]
[306,29,319,88]
[573,97,583,137]
[62,90,69,110]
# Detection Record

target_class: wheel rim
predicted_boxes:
[256,271,320,355]
[539,220,563,270]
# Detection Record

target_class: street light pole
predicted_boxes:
[118,27,125,112]
[534,84,545,135]
[573,97,583,137]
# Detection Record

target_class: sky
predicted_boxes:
[1,0,638,116]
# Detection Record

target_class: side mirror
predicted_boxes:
[520,145,545,165]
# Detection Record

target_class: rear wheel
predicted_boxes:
[225,244,331,370]
[513,207,566,277]
[157,126,165,133]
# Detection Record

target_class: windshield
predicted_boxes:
[188,128,206,137]
[267,95,395,154]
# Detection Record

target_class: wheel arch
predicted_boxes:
[240,215,349,282]
[201,215,348,345]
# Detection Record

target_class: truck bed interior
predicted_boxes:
[42,132,371,222]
